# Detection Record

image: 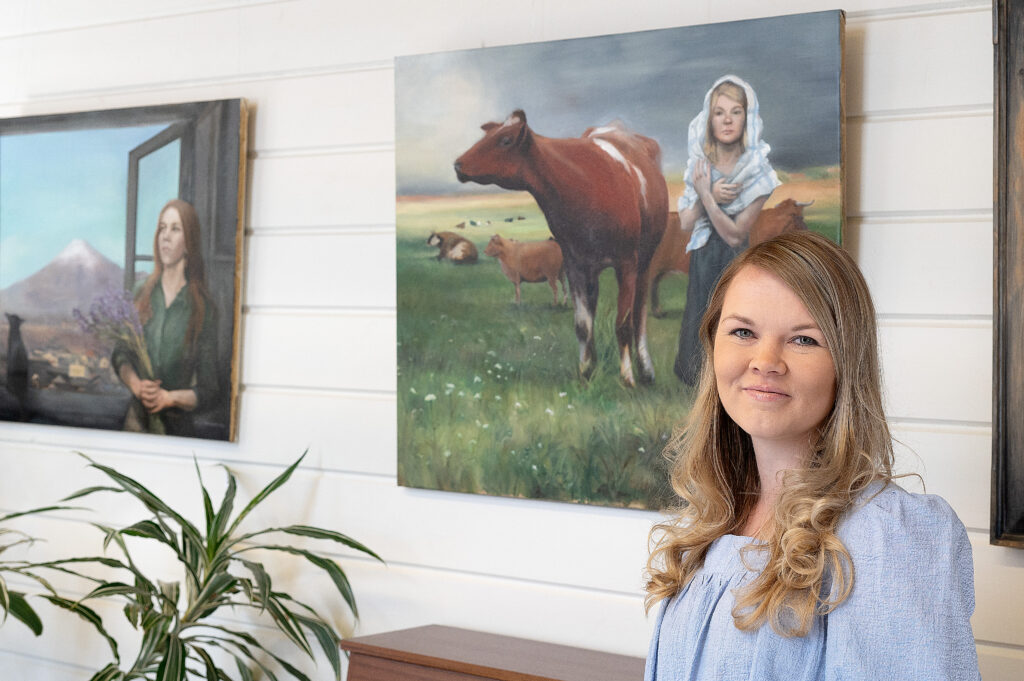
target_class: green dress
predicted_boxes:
[112,283,219,437]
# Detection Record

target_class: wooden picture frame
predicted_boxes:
[0,99,247,441]
[993,0,1024,547]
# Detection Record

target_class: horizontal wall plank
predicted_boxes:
[970,534,1024,648]
[241,310,397,391]
[850,217,992,317]
[846,7,991,115]
[890,423,991,530]
[245,231,396,309]
[238,388,398,475]
[847,114,991,215]
[977,643,1024,681]
[879,321,991,423]
[248,151,395,228]
[0,448,655,595]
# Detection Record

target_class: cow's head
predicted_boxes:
[483,233,508,257]
[454,110,532,190]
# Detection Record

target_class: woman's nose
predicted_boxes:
[751,342,785,374]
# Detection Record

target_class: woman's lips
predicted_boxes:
[743,385,789,401]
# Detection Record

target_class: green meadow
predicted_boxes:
[396,173,840,509]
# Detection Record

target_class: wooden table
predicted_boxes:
[340,625,645,680]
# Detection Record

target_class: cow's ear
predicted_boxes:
[511,109,527,125]
[514,118,530,148]
[481,122,500,132]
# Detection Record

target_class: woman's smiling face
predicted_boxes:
[710,92,745,146]
[713,265,836,451]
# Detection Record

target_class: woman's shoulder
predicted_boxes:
[838,480,968,558]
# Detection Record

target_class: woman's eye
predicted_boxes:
[793,335,819,347]
[730,328,754,339]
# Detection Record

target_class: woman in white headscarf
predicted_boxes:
[674,75,780,386]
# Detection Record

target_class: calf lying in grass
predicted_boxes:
[484,234,567,305]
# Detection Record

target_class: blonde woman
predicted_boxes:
[646,232,979,679]
[674,75,780,386]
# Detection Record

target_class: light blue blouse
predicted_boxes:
[645,483,981,680]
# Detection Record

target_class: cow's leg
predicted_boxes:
[614,258,639,387]
[649,271,665,317]
[566,263,598,380]
[547,276,559,306]
[633,263,655,385]
[514,278,522,305]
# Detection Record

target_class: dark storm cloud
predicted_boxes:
[396,11,842,195]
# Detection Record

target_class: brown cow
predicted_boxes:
[484,234,567,306]
[647,199,812,316]
[455,111,668,386]
[427,231,478,264]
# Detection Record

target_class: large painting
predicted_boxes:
[396,12,844,508]
[993,0,1024,548]
[0,100,247,441]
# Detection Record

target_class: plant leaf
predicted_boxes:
[88,663,123,681]
[43,595,119,663]
[82,582,139,601]
[264,594,313,658]
[194,456,216,539]
[235,658,255,681]
[121,520,173,545]
[266,525,383,562]
[6,591,43,636]
[294,614,341,680]
[62,486,124,502]
[187,572,236,622]
[191,645,220,681]
[0,504,75,522]
[253,546,359,617]
[156,635,185,681]
[238,559,272,613]
[225,452,307,539]
[209,468,237,559]
[78,455,205,553]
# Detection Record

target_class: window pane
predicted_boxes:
[133,138,180,280]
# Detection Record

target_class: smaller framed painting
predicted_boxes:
[0,99,247,441]
[993,0,1024,548]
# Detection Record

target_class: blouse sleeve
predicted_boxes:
[823,486,980,680]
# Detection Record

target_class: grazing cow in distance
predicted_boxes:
[455,110,667,386]
[427,231,478,264]
[484,234,567,306]
[647,198,813,316]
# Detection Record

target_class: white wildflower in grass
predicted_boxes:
[494,395,502,401]
[482,423,489,429]
[458,390,465,397]
[474,393,481,399]
[567,404,575,410]
[443,450,451,458]
[487,350,497,356]
[514,402,522,409]
[410,387,417,394]
[474,375,482,383]
[638,447,646,453]
[475,419,482,426]
[424,394,437,402]
[494,363,502,370]
[545,408,554,416]
[533,335,542,340]
[531,464,538,472]
[558,392,567,398]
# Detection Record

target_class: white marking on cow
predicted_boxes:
[587,125,618,137]
[592,139,648,209]
[450,242,471,260]
[619,346,634,384]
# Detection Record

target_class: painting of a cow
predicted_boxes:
[455,110,667,387]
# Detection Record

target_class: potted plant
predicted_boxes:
[36,452,380,681]
[0,503,72,636]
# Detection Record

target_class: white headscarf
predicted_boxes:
[679,75,780,252]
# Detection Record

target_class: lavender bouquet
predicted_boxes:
[74,289,165,434]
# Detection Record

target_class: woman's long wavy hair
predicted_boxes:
[136,199,210,361]
[645,231,894,637]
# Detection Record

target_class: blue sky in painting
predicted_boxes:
[0,124,177,288]
[395,11,842,195]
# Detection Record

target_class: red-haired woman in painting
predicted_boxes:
[112,199,218,436]
[674,75,780,386]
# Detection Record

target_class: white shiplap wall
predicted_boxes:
[0,0,1022,679]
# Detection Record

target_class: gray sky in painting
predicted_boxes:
[396,11,842,195]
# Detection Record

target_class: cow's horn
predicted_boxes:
[794,199,815,207]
